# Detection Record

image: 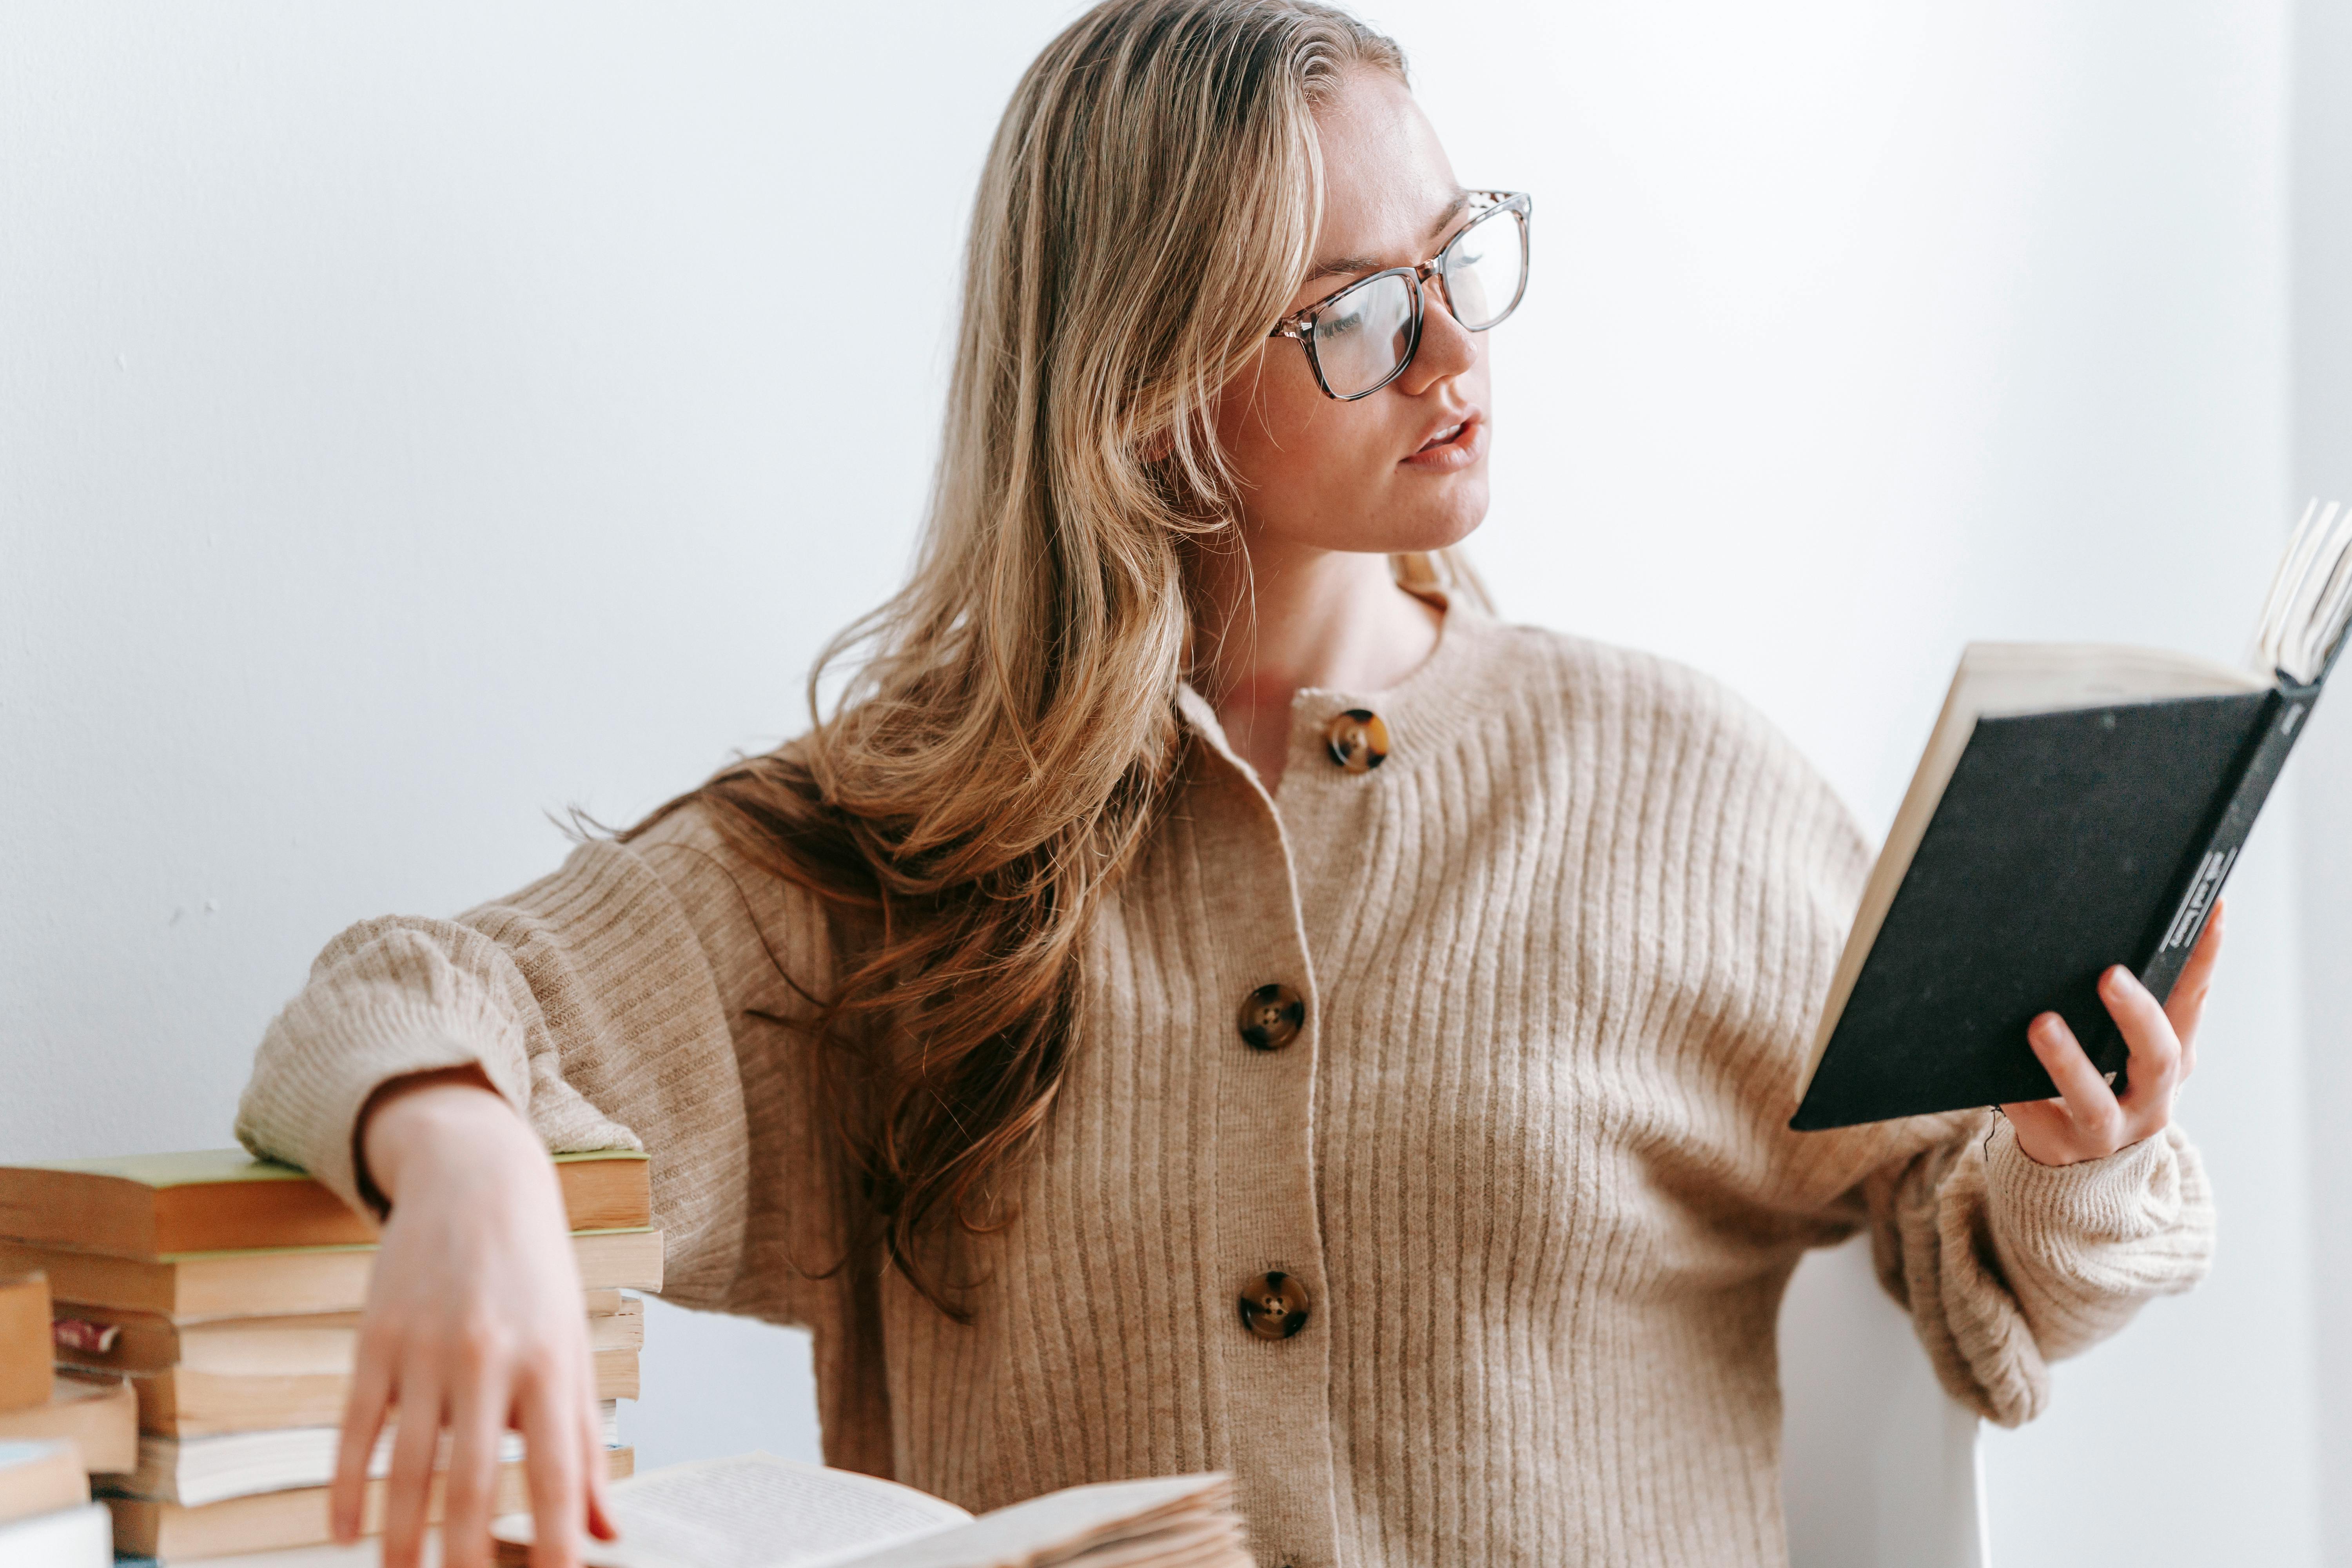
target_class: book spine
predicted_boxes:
[2136,681,2325,1002]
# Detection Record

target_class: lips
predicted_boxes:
[1406,408,1482,459]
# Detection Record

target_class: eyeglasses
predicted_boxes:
[1269,189,1531,401]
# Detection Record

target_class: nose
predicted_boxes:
[1396,274,1479,394]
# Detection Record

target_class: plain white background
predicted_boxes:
[2,4,2344,1563]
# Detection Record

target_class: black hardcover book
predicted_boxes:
[1792,502,2352,1131]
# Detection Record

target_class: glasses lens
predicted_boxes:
[1439,205,1527,332]
[1311,271,1416,397]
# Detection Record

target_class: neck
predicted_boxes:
[1190,534,1444,791]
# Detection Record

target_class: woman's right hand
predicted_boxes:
[338,1066,619,1568]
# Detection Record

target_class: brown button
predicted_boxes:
[1236,983,1305,1052]
[1238,1270,1310,1340]
[1323,708,1388,772]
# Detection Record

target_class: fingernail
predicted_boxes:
[2029,1013,2058,1046]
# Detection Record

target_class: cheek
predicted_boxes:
[1218,361,1391,514]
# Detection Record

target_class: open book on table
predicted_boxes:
[1791,497,2352,1130]
[491,1454,1249,1568]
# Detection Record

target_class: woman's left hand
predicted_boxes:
[2002,898,2225,1167]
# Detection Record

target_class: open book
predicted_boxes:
[1792,498,2352,1129]
[490,1454,1249,1568]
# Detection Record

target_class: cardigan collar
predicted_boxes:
[1173,589,1503,790]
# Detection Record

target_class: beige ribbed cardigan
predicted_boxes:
[235,601,2215,1567]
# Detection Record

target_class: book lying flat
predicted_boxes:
[0,1149,650,1259]
[1794,499,2352,1129]
[109,1447,633,1560]
[120,1345,637,1438]
[113,1403,621,1509]
[492,1453,1250,1568]
[0,1373,137,1475]
[0,1441,88,1528]
[0,1500,109,1568]
[0,1229,662,1318]
[51,1289,638,1377]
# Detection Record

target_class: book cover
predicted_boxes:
[0,1229,661,1318]
[1791,682,2307,1127]
[0,1148,650,1260]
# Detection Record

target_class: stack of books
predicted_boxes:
[0,1148,659,1563]
[0,1441,109,1568]
[0,1266,113,1567]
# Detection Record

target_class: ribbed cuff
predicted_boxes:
[1983,1117,2214,1286]
[233,917,538,1223]
[238,1016,518,1223]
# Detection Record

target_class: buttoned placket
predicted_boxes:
[1170,597,1473,1568]
[1173,683,1343,1568]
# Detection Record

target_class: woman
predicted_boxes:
[236,3,2219,1565]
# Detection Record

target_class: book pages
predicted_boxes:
[843,1475,1240,1568]
[493,1458,1249,1568]
[119,1405,621,1508]
[2255,497,2333,673]
[496,1453,971,1568]
[2258,497,2352,682]
[2285,502,2351,678]
[2295,512,2352,680]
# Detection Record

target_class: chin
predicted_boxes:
[1274,475,1492,555]
[1387,477,1490,554]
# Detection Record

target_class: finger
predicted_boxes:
[437,1360,511,1568]
[520,1362,587,1568]
[2000,1096,2073,1138]
[2102,965,2183,1127]
[1995,1097,2080,1164]
[2026,1011,2124,1143]
[379,1368,446,1568]
[2165,897,2226,1071]
[331,1332,398,1543]
[580,1368,618,1542]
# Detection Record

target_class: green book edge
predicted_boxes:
[11,1147,647,1190]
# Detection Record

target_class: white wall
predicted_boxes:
[0,4,2330,1563]
[2293,1,2352,1561]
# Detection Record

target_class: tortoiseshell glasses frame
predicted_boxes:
[1267,189,1532,401]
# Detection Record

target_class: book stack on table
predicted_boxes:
[0,1266,113,1568]
[0,1149,659,1563]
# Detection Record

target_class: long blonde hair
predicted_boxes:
[630,0,1479,1317]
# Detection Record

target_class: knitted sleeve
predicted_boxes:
[1857,1109,2215,1427]
[232,800,837,1317]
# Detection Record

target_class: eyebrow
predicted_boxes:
[1303,189,1471,285]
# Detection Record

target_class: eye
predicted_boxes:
[1318,303,1366,341]
[1313,278,1387,343]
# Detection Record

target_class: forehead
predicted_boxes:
[1310,69,1461,256]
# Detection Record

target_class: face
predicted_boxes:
[1212,69,1492,558]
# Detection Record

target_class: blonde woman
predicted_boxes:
[237,2,2220,1564]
